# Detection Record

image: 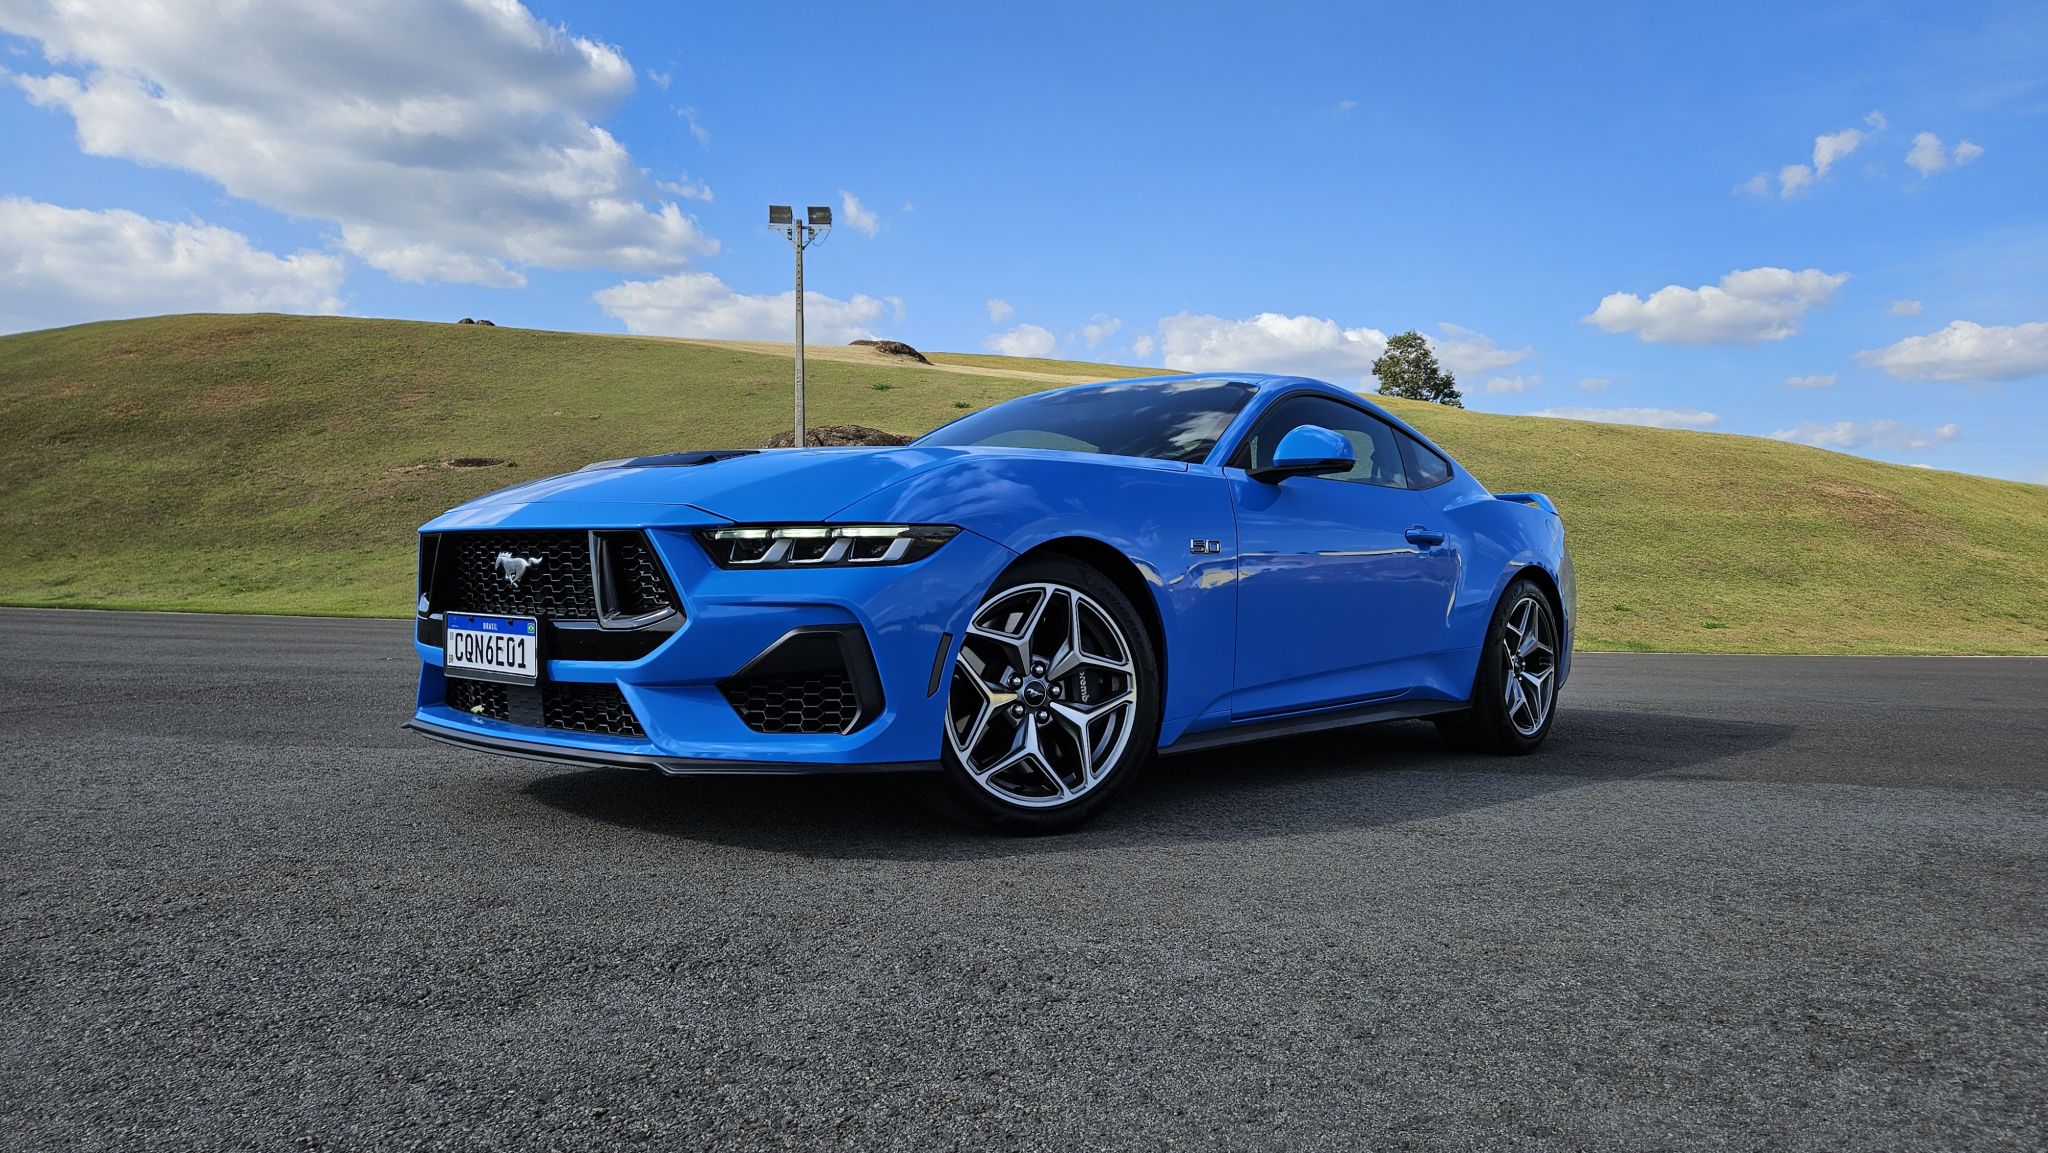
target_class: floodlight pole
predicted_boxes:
[792,228,806,444]
[770,205,830,446]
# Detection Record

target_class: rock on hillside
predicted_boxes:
[762,424,911,448]
[850,339,930,364]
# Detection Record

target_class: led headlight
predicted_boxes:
[696,524,960,568]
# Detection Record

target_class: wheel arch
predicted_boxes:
[1013,535,1169,705]
[1499,561,1572,687]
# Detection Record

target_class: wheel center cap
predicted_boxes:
[1019,678,1049,708]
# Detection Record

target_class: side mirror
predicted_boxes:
[1249,425,1355,483]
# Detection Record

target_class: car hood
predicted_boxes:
[425,444,1194,532]
[439,446,974,524]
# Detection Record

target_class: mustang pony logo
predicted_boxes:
[494,552,542,589]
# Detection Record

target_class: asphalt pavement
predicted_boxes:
[2,607,2043,1151]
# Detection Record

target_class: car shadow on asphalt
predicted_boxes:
[517,707,1796,861]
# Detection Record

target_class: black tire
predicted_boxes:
[932,555,1162,834]
[1436,577,1562,754]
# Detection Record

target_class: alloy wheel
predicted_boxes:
[1501,594,1558,736]
[946,582,1141,809]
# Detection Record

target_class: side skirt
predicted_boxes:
[1158,698,1466,757]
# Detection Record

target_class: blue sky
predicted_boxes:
[2,0,2044,482]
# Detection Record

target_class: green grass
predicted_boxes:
[3,313,2045,653]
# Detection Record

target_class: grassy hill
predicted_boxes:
[2,313,2044,654]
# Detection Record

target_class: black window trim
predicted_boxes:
[1394,427,1456,491]
[1221,390,1453,490]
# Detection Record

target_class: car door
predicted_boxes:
[1226,395,1460,718]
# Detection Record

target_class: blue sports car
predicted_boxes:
[406,373,1573,832]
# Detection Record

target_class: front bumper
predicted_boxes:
[409,518,1014,772]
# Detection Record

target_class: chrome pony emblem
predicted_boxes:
[494,551,542,588]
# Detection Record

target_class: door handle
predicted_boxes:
[1405,525,1446,547]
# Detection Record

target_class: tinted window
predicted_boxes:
[1230,396,1410,489]
[915,380,1256,463]
[1397,430,1452,488]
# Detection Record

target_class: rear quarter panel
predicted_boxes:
[1426,479,1575,686]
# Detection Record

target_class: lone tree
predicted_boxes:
[1372,331,1464,407]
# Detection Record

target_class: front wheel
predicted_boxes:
[935,556,1161,834]
[1436,577,1562,754]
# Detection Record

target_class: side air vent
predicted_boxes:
[718,627,884,735]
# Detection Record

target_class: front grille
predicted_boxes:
[541,681,644,737]
[445,676,508,720]
[443,677,644,738]
[722,670,862,734]
[436,531,598,619]
[427,530,677,623]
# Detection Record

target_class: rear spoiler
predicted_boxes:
[1494,492,1559,516]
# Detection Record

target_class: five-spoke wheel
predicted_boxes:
[1500,594,1559,737]
[1436,577,1562,754]
[937,558,1158,831]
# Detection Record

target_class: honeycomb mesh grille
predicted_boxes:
[437,531,597,619]
[442,677,643,738]
[722,671,862,734]
[599,532,676,617]
[541,681,645,738]
[444,676,508,720]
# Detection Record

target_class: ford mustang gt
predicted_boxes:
[406,373,1573,832]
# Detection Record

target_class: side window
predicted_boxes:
[1231,396,1410,489]
[1397,430,1452,489]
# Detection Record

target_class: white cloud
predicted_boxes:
[678,105,710,148]
[837,190,879,237]
[1131,334,1155,358]
[1770,420,1959,452]
[985,323,1057,358]
[1333,98,1357,113]
[1585,267,1848,346]
[1483,373,1539,395]
[1903,132,1980,176]
[1812,127,1866,176]
[1577,377,1611,392]
[1754,121,1874,197]
[1157,311,1388,385]
[1907,132,1949,175]
[1734,172,1773,197]
[1858,320,2048,383]
[1528,406,1720,430]
[0,198,344,333]
[1080,313,1122,349]
[658,174,713,202]
[985,298,1014,324]
[1784,373,1838,389]
[1434,322,1532,375]
[647,68,671,90]
[0,0,716,287]
[593,271,885,343]
[1890,299,1924,317]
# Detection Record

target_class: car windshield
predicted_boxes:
[914,379,1256,463]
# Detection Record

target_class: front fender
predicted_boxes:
[834,454,1240,739]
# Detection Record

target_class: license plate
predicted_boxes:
[444,613,542,685]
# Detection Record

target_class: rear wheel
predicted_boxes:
[936,556,1160,834]
[1436,577,1561,754]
